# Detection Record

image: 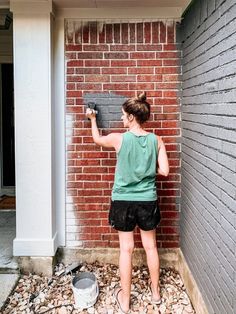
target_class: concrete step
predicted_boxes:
[0,273,20,311]
[0,257,19,274]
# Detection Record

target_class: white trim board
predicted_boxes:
[56,7,183,21]
[13,232,59,256]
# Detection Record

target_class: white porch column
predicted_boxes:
[10,0,58,257]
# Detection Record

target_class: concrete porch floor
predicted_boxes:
[0,211,20,310]
[0,210,18,271]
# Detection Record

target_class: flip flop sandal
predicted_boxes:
[150,285,162,305]
[151,296,162,305]
[113,287,130,314]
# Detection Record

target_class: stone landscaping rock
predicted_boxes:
[2,262,195,313]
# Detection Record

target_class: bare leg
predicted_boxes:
[140,229,161,300]
[117,231,134,312]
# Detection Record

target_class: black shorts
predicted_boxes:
[109,200,161,232]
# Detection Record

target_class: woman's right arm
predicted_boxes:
[86,108,122,152]
[157,136,169,177]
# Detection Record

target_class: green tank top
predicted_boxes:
[112,131,158,201]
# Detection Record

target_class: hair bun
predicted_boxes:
[137,91,146,101]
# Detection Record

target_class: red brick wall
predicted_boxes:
[65,21,181,249]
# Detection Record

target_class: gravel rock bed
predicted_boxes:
[2,262,195,314]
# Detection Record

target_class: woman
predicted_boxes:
[86,92,169,313]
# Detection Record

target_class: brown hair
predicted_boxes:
[122,91,150,124]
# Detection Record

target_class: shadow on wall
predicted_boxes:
[83,93,127,128]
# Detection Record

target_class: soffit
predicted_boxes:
[2,1,192,13]
[3,0,192,19]
[54,0,191,11]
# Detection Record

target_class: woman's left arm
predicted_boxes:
[157,135,169,177]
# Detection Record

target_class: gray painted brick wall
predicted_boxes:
[179,0,236,313]
[84,93,126,128]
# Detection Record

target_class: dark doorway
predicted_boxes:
[1,63,15,187]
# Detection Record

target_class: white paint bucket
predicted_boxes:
[72,272,99,309]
